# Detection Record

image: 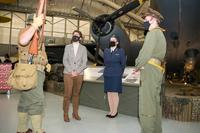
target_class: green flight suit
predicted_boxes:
[135,28,166,133]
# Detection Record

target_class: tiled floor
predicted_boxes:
[0,92,200,133]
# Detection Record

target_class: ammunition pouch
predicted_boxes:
[7,63,37,90]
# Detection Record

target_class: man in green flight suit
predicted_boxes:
[134,8,167,133]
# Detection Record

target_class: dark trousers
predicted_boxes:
[63,74,83,115]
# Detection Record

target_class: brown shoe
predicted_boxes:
[17,128,32,133]
[64,114,70,122]
[72,113,81,120]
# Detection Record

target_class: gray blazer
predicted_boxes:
[63,43,87,75]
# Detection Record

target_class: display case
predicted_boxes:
[83,66,140,85]
[80,66,140,116]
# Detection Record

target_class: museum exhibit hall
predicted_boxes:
[0,0,200,133]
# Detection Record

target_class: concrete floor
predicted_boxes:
[0,92,200,133]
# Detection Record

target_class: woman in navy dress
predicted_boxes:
[103,35,126,118]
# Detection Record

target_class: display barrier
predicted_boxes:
[163,86,200,121]
[0,63,12,91]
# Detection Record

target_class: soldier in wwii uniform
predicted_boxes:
[134,8,167,133]
[16,14,50,133]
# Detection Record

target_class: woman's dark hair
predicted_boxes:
[109,35,121,48]
[71,30,83,43]
[72,30,83,38]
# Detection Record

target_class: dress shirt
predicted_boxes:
[73,42,79,56]
[110,46,117,52]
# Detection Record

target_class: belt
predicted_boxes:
[148,58,165,73]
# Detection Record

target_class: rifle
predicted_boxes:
[28,0,47,63]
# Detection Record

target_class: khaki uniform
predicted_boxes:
[17,28,48,133]
[135,28,166,133]
[17,34,48,115]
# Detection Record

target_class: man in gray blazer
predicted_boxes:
[63,30,87,122]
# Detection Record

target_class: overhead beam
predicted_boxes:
[136,0,150,15]
[0,4,89,20]
[0,4,143,30]
[123,22,144,30]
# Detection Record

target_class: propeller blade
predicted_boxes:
[105,0,141,22]
[72,7,95,21]
[0,16,11,23]
[0,0,16,4]
[95,0,144,24]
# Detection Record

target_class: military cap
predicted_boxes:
[141,7,164,22]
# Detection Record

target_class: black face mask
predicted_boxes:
[143,21,151,36]
[144,30,149,36]
[109,41,116,47]
[72,36,80,42]
[143,21,150,31]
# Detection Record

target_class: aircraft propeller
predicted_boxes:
[72,0,143,65]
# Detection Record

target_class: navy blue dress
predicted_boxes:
[103,48,126,93]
